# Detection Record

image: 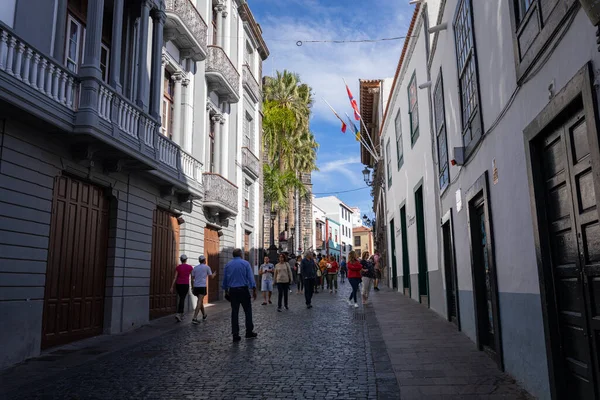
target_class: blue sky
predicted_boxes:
[249,0,414,219]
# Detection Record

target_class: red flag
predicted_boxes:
[346,84,361,120]
[323,98,348,133]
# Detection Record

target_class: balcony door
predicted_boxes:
[161,71,174,139]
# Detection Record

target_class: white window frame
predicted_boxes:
[65,15,83,73]
[100,43,110,83]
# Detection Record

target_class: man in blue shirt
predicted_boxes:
[222,248,257,342]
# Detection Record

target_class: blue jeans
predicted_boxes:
[348,278,361,303]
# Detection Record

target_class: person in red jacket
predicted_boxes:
[326,255,339,294]
[346,251,363,308]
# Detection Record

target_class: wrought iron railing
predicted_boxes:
[203,173,238,214]
[242,146,260,178]
[165,0,208,57]
[206,45,240,93]
[242,64,261,101]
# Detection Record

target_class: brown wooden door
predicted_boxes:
[42,176,109,349]
[244,231,250,261]
[537,111,600,399]
[204,227,220,302]
[149,209,179,319]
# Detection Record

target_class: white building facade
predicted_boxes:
[0,0,267,370]
[313,196,354,258]
[376,1,600,398]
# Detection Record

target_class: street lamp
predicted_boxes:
[362,166,373,186]
[269,207,278,264]
[362,214,372,227]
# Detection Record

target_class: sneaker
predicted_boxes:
[354,303,359,308]
[374,287,380,292]
[233,335,242,342]
[285,306,289,310]
[347,299,353,306]
[245,332,258,339]
[192,318,199,325]
[202,314,207,320]
[268,300,272,304]
[261,302,267,306]
[277,308,282,312]
[175,314,182,322]
[307,304,313,309]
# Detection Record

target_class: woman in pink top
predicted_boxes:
[170,254,193,322]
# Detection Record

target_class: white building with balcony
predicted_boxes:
[313,196,355,258]
[0,0,268,370]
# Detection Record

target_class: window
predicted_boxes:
[395,110,404,169]
[245,41,254,69]
[243,113,253,148]
[100,44,110,82]
[161,71,175,139]
[209,117,216,172]
[335,229,338,242]
[408,72,419,146]
[434,71,450,192]
[454,0,482,157]
[515,0,533,23]
[386,139,392,188]
[65,14,110,83]
[244,181,251,223]
[65,16,83,73]
[355,236,361,246]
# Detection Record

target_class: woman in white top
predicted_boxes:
[191,255,216,324]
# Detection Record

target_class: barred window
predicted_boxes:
[454,0,482,157]
[395,110,404,170]
[407,72,419,146]
[434,72,449,192]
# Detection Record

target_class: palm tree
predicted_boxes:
[263,164,306,212]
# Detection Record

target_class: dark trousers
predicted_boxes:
[229,287,254,337]
[304,278,315,305]
[277,283,290,308]
[298,276,304,291]
[349,278,361,303]
[340,270,347,282]
[176,284,189,314]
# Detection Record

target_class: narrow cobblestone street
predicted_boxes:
[0,281,534,400]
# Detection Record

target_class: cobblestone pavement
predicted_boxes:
[3,280,385,400]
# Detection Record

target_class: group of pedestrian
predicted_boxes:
[170,247,382,342]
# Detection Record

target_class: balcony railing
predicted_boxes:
[242,64,261,103]
[241,146,259,179]
[0,24,204,197]
[165,0,208,61]
[203,173,238,216]
[206,46,240,103]
[0,26,78,111]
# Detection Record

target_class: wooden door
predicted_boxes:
[389,219,398,289]
[415,187,429,304]
[42,176,109,349]
[443,220,458,325]
[149,209,179,319]
[400,206,410,296]
[244,231,250,261]
[536,112,600,398]
[204,227,220,302]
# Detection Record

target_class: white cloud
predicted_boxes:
[313,155,361,183]
[258,2,412,125]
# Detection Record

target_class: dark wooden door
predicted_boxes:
[400,206,410,296]
[389,219,398,289]
[537,112,600,399]
[443,220,458,325]
[472,199,497,352]
[42,176,109,349]
[244,231,250,261]
[205,227,220,302]
[149,209,179,319]
[415,187,428,304]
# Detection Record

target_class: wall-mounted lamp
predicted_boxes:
[450,147,465,166]
[428,22,448,34]
[418,81,432,90]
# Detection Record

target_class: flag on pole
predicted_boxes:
[322,98,347,133]
[345,113,361,142]
[344,80,361,120]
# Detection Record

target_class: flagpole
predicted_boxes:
[345,113,378,161]
[344,111,376,156]
[343,77,380,160]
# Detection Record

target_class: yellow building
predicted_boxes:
[352,226,374,256]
